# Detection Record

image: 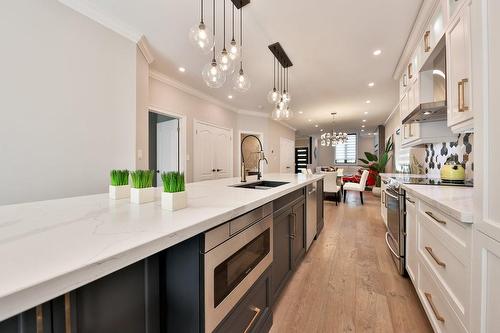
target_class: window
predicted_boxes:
[335,134,357,164]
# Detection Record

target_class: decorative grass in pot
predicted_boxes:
[109,170,130,199]
[161,172,187,211]
[130,170,155,204]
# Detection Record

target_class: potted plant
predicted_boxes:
[109,170,130,199]
[359,137,394,196]
[130,170,155,204]
[161,171,187,211]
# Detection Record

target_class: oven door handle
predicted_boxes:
[243,306,261,333]
[384,190,398,201]
[385,232,401,259]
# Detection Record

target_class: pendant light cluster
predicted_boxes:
[189,0,250,92]
[321,113,348,146]
[267,43,294,120]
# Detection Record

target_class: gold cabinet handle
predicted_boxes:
[408,63,413,79]
[458,78,469,112]
[425,246,446,268]
[425,211,447,225]
[424,31,431,52]
[36,305,44,333]
[424,292,445,323]
[243,305,261,333]
[65,293,72,333]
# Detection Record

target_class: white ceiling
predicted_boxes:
[81,0,423,135]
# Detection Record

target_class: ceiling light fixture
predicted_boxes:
[201,0,226,88]
[373,49,382,56]
[363,119,367,122]
[232,6,250,92]
[267,58,281,103]
[362,125,365,128]
[315,124,319,128]
[368,82,375,87]
[269,42,293,120]
[178,67,186,72]
[308,119,312,122]
[228,95,233,99]
[189,0,214,53]
[365,100,371,104]
[228,5,240,61]
[364,111,368,115]
[217,0,234,73]
[361,129,365,132]
[298,111,303,114]
[321,113,348,146]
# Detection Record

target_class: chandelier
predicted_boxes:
[268,42,294,120]
[321,113,348,146]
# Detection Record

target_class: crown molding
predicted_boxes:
[237,109,269,118]
[392,0,440,79]
[275,121,297,132]
[58,0,142,43]
[137,36,155,64]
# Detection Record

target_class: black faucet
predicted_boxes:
[241,135,267,182]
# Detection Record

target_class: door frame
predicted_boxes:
[279,137,295,173]
[238,130,265,178]
[193,119,234,181]
[149,106,187,175]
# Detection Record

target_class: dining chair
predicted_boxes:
[323,172,341,205]
[343,170,369,205]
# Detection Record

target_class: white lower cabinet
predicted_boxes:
[381,180,388,226]
[405,194,418,283]
[471,230,500,333]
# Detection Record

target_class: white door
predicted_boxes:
[214,128,233,179]
[156,119,179,186]
[279,137,294,173]
[193,121,233,182]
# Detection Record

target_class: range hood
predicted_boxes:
[403,37,447,124]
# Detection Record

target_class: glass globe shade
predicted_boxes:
[228,39,240,61]
[277,98,286,111]
[202,61,226,88]
[282,90,291,104]
[272,108,282,120]
[267,88,281,104]
[232,69,251,92]
[284,106,293,119]
[217,49,234,73]
[188,22,214,54]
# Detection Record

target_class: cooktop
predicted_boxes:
[391,176,473,187]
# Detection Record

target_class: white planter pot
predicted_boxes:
[162,191,187,211]
[130,187,155,204]
[109,185,130,200]
[372,187,381,197]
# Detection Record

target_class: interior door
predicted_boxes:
[194,122,216,182]
[156,119,179,186]
[279,137,294,173]
[213,127,233,179]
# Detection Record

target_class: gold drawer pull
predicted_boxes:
[425,246,446,268]
[36,305,44,333]
[425,292,445,323]
[244,305,261,333]
[458,78,469,112]
[425,211,446,225]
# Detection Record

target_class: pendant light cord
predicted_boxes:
[240,7,243,70]
[223,0,226,47]
[212,0,216,60]
[273,58,276,89]
[201,0,204,24]
[231,5,235,40]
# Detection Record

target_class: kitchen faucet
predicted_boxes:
[240,135,267,182]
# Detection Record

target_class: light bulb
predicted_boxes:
[272,108,282,120]
[202,60,226,88]
[267,88,281,104]
[228,39,240,61]
[277,98,286,111]
[188,22,214,54]
[232,68,251,92]
[282,90,291,104]
[284,106,294,119]
[217,49,234,73]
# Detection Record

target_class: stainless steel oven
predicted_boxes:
[384,185,406,275]
[203,203,273,333]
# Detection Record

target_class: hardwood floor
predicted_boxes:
[270,191,432,333]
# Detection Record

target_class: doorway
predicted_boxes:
[149,111,179,187]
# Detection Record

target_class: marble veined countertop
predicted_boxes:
[380,173,474,223]
[0,173,324,321]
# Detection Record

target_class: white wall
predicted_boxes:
[0,0,137,205]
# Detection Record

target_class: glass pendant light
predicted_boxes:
[272,107,282,120]
[188,0,214,53]
[202,0,226,88]
[228,5,240,61]
[217,0,234,73]
[284,105,293,119]
[232,7,250,92]
[282,68,292,104]
[267,58,281,104]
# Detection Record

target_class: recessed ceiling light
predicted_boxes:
[362,125,365,128]
[364,111,368,115]
[424,111,431,115]
[365,100,371,104]
[298,111,303,114]
[308,119,312,122]
[320,129,323,132]
[315,124,319,128]
[373,49,382,56]
[178,67,186,72]
[368,82,375,87]
[368,133,372,135]
[361,129,365,132]
[228,95,233,99]
[363,119,367,122]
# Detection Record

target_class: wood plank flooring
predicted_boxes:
[270,191,432,333]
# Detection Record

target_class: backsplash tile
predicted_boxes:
[421,133,474,180]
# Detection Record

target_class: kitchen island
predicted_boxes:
[0,173,324,332]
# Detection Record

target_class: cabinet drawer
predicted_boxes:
[418,221,468,320]
[418,264,467,333]
[214,269,272,333]
[418,201,468,258]
[273,188,304,213]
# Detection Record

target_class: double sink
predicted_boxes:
[231,180,289,190]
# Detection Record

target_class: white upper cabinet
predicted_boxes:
[448,0,466,20]
[421,4,446,66]
[446,2,473,132]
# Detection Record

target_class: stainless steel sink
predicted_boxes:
[231,180,290,190]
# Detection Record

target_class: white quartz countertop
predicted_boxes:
[380,173,473,223]
[0,173,323,321]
